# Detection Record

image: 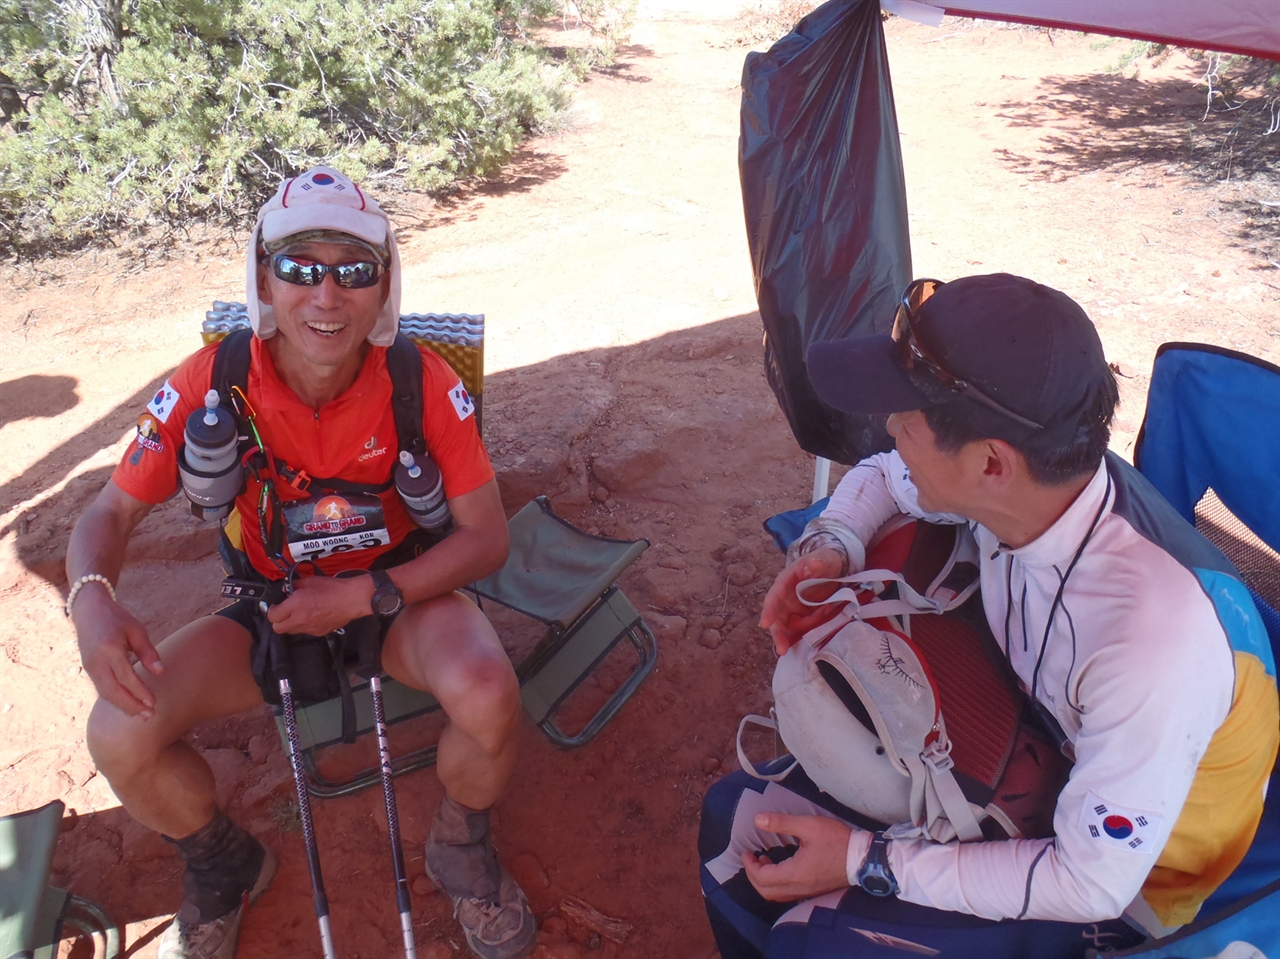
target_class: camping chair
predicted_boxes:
[201,305,657,797]
[1115,341,1280,958]
[0,800,122,959]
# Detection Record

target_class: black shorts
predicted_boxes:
[214,594,400,646]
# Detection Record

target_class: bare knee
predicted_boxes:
[86,697,173,784]
[440,653,521,755]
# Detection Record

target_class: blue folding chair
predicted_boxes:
[1113,342,1280,957]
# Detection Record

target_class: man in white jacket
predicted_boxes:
[698,274,1278,959]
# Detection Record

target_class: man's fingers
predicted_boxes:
[741,850,803,902]
[107,658,154,718]
[755,811,815,838]
[128,625,163,676]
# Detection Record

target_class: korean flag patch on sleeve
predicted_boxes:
[1080,791,1163,854]
[146,380,181,424]
[447,381,474,421]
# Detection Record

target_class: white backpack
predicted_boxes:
[740,517,1070,844]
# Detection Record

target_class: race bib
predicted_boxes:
[283,492,391,562]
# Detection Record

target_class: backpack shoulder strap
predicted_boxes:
[211,327,253,409]
[386,333,425,456]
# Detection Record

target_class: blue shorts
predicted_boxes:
[698,764,1145,959]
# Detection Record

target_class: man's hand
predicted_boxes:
[74,585,163,720]
[742,812,855,902]
[266,572,376,636]
[759,547,847,656]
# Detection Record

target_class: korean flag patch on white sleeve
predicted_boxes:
[146,380,181,424]
[1080,792,1162,854]
[447,381,474,421]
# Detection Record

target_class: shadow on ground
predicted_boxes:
[992,73,1279,259]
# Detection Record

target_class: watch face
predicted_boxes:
[861,873,894,897]
[371,578,403,616]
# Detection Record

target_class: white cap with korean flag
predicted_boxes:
[245,165,403,346]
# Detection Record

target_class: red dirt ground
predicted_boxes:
[1,5,1277,958]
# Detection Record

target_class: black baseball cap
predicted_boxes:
[806,273,1111,445]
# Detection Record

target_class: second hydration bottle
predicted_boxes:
[179,389,244,520]
[394,450,451,535]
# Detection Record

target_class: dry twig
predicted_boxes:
[560,896,633,943]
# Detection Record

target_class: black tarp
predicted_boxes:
[740,0,911,465]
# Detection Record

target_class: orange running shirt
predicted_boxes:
[113,336,494,578]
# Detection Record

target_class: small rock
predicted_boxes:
[541,916,569,941]
[412,874,436,897]
[721,544,747,563]
[699,628,723,650]
[657,553,687,570]
[592,437,668,492]
[647,613,686,645]
[247,734,273,765]
[726,562,757,586]
[420,943,452,959]
[702,757,721,774]
[704,614,725,629]
[642,568,686,608]
[511,851,551,890]
[1108,360,1133,378]
[591,486,610,503]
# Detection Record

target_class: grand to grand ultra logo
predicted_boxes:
[303,495,368,535]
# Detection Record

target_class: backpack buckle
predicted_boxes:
[287,469,311,493]
[921,738,954,773]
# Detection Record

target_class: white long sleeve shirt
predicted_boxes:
[821,450,1275,926]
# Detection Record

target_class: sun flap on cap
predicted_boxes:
[806,334,933,415]
[245,167,401,345]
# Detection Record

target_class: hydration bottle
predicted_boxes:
[395,450,451,534]
[179,389,243,520]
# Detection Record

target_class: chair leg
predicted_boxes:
[302,743,441,800]
[58,893,123,959]
[538,620,658,749]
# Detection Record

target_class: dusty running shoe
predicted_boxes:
[158,812,277,959]
[425,796,536,959]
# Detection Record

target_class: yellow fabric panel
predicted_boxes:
[224,507,243,551]
[1142,651,1279,927]
[411,339,484,401]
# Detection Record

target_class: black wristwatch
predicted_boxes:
[368,569,404,618]
[857,831,898,897]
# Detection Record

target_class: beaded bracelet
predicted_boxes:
[65,574,116,618]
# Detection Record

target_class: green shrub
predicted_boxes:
[0,0,571,253]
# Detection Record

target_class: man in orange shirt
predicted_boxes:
[65,167,535,959]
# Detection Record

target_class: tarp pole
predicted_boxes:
[812,457,831,504]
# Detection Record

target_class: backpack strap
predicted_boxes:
[386,333,425,456]
[211,327,253,422]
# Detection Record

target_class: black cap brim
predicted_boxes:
[806,335,933,415]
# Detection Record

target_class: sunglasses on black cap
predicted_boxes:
[271,253,384,290]
[891,278,1044,431]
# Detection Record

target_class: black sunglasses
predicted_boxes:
[271,254,384,290]
[891,278,1043,431]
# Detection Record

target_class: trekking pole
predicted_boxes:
[279,676,339,959]
[369,674,417,959]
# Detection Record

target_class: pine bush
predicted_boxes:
[0,0,570,252]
